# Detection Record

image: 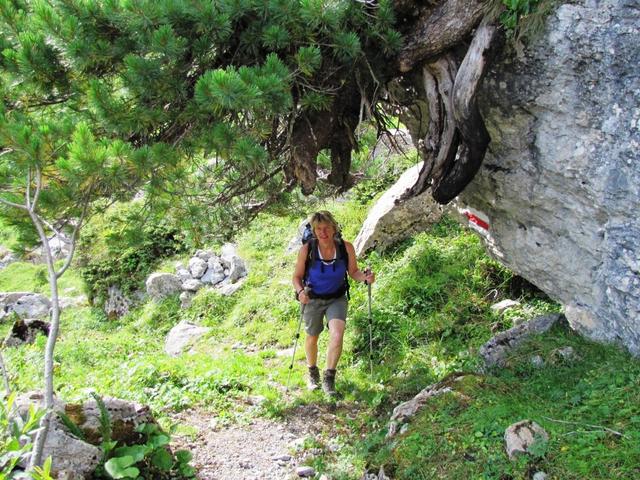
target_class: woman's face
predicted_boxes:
[314,222,335,241]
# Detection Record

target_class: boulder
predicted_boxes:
[165,320,211,356]
[14,392,101,479]
[453,0,640,355]
[479,314,563,368]
[354,161,444,255]
[145,273,182,300]
[65,396,155,446]
[182,278,204,292]
[207,256,225,274]
[220,243,248,283]
[176,264,192,281]
[188,257,208,279]
[0,292,51,321]
[504,420,549,460]
[195,249,214,261]
[3,318,49,347]
[104,285,131,319]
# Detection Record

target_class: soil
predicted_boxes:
[170,400,362,480]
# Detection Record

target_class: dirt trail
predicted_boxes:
[171,402,353,480]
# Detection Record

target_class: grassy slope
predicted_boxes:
[1,196,638,479]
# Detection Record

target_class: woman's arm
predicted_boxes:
[292,243,310,303]
[345,241,375,284]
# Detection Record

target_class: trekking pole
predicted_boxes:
[365,266,373,376]
[286,287,309,394]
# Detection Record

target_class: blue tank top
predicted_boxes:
[305,244,347,296]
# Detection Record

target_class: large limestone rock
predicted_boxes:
[14,392,101,479]
[0,292,51,321]
[354,162,444,255]
[452,0,640,354]
[15,392,156,479]
[145,273,182,300]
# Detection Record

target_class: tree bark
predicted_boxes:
[432,19,498,202]
[397,0,486,72]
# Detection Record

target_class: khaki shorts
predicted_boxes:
[303,295,348,336]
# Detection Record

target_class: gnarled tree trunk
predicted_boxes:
[287,0,501,205]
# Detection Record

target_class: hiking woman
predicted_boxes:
[292,211,375,396]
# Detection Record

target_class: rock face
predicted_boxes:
[354,162,444,255]
[454,0,640,354]
[104,285,132,319]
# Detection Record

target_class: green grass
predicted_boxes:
[1,192,638,479]
[0,260,85,296]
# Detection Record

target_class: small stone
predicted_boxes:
[490,299,520,314]
[179,291,194,309]
[532,472,548,480]
[512,316,526,327]
[551,346,577,362]
[182,279,203,292]
[296,466,316,477]
[273,454,291,462]
[530,355,545,367]
[504,420,549,460]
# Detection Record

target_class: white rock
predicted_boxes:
[188,257,208,278]
[504,420,549,460]
[490,299,520,314]
[195,249,214,261]
[208,256,225,273]
[354,161,443,255]
[146,273,182,300]
[182,279,204,292]
[179,291,195,309]
[176,266,192,281]
[0,292,51,320]
[164,321,211,356]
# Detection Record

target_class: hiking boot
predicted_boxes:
[322,369,337,396]
[307,366,320,390]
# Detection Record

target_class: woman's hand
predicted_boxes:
[298,288,310,304]
[363,268,375,285]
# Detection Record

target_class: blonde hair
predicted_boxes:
[310,210,340,234]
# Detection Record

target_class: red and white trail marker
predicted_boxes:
[462,207,490,233]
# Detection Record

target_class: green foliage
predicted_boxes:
[78,393,196,480]
[0,392,46,478]
[0,0,403,234]
[490,0,557,42]
[2,191,638,480]
[77,202,186,305]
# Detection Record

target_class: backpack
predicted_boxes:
[301,222,350,300]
